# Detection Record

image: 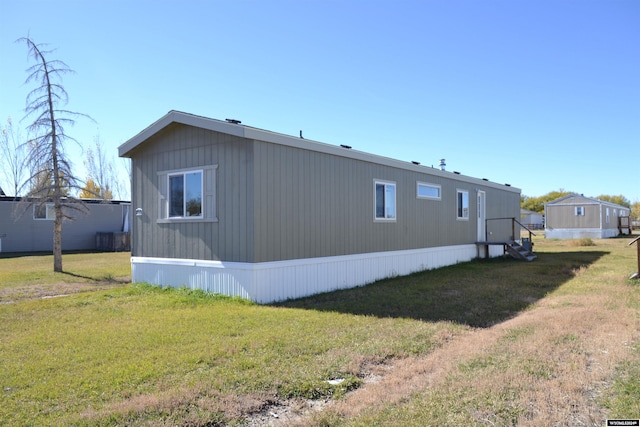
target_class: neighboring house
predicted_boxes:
[545,194,632,239]
[0,196,131,253]
[520,208,544,229]
[118,110,522,303]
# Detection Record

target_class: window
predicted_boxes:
[375,180,396,220]
[158,165,217,223]
[606,207,610,223]
[457,190,469,220]
[168,170,203,218]
[417,182,441,200]
[34,204,55,220]
[575,206,585,216]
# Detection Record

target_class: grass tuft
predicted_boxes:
[569,237,596,247]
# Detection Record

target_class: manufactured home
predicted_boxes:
[545,194,631,239]
[0,196,131,253]
[118,111,523,303]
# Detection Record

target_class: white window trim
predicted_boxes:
[575,206,585,216]
[416,182,441,200]
[33,203,55,221]
[456,189,469,221]
[168,169,204,219]
[374,180,397,222]
[157,165,217,224]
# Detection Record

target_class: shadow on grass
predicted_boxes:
[274,250,608,328]
[0,250,130,259]
[60,271,129,283]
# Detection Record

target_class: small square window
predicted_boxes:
[34,204,55,220]
[168,171,203,218]
[158,165,217,223]
[575,206,585,216]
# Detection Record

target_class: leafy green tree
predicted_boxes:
[521,190,573,213]
[596,194,631,208]
[522,191,634,217]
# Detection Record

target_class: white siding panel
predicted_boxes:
[131,244,480,304]
[489,245,505,258]
[545,228,617,239]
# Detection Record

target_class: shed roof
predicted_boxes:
[119,110,520,193]
[545,193,630,210]
[521,208,542,215]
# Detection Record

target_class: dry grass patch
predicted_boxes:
[301,296,637,426]
[0,280,126,303]
[288,236,640,426]
[0,251,131,303]
[569,237,596,247]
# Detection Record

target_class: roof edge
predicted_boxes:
[545,193,631,210]
[118,111,521,194]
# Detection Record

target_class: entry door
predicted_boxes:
[477,191,486,241]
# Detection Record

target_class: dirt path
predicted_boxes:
[0,279,129,303]
[268,288,639,426]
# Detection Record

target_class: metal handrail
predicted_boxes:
[486,217,537,236]
[629,235,640,279]
[485,217,536,247]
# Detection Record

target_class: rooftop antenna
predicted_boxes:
[439,159,446,171]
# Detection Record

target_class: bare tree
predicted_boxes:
[0,117,27,197]
[82,136,115,199]
[19,36,91,272]
[118,157,132,201]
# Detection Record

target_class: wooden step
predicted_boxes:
[505,241,536,262]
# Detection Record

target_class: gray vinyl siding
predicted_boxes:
[0,199,127,253]
[546,204,600,229]
[251,140,519,262]
[129,122,520,263]
[131,124,254,262]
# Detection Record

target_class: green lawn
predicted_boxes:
[0,238,638,426]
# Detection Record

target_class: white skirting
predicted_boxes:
[131,244,481,303]
[545,228,619,239]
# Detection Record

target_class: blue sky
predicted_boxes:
[1,0,639,203]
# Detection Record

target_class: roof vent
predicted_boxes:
[453,171,461,175]
[439,159,446,171]
[340,144,352,149]
[225,118,241,124]
[411,161,420,165]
